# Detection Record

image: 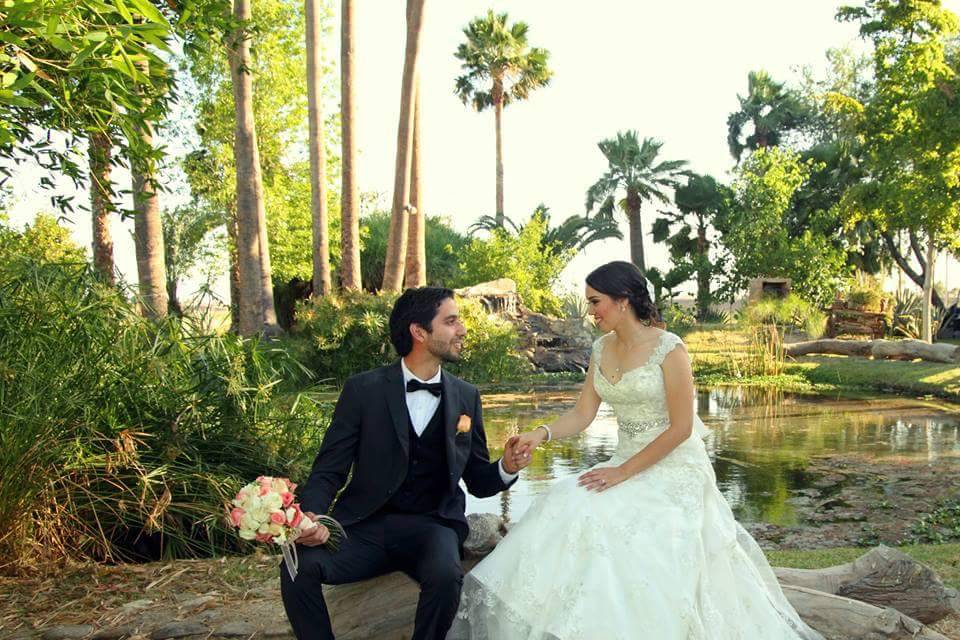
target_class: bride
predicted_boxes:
[448,261,822,640]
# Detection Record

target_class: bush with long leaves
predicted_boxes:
[0,259,330,572]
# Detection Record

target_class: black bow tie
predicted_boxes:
[406,379,443,397]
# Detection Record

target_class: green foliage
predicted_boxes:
[0,258,329,569]
[661,304,697,334]
[459,212,569,315]
[1,0,175,205]
[0,213,85,264]
[359,211,470,291]
[183,0,341,285]
[837,0,960,277]
[741,294,828,338]
[453,10,552,112]
[448,297,532,383]
[161,204,226,312]
[292,291,530,384]
[469,204,622,255]
[909,499,960,544]
[725,147,849,307]
[727,70,814,162]
[652,173,732,317]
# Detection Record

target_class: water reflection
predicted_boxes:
[469,388,960,526]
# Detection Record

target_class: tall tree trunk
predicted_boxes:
[307,0,331,297]
[696,217,710,320]
[88,132,115,285]
[922,235,937,343]
[131,121,168,320]
[229,0,278,335]
[382,0,426,292]
[626,189,645,272]
[493,77,504,227]
[227,210,241,333]
[339,0,361,290]
[404,77,426,288]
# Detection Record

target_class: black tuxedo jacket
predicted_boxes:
[299,361,514,543]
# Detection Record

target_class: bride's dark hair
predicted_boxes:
[586,261,660,325]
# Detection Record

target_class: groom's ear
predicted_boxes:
[409,322,428,344]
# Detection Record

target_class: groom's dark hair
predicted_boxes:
[389,287,456,357]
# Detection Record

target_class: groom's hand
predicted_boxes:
[501,435,531,474]
[297,512,331,547]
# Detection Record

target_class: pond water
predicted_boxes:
[469,387,960,526]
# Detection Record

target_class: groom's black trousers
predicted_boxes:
[280,512,464,640]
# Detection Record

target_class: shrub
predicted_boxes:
[293,291,531,385]
[458,213,569,316]
[0,259,329,571]
[742,294,827,338]
[359,211,470,291]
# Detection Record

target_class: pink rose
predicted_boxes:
[281,492,294,508]
[259,485,270,496]
[230,508,245,527]
[287,482,297,493]
[289,508,303,528]
[270,511,286,525]
[255,532,273,543]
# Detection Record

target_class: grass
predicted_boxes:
[681,326,960,402]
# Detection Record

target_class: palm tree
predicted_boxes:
[585,132,688,272]
[306,0,331,297]
[454,11,552,227]
[404,77,426,288]
[339,0,361,290]
[469,204,623,256]
[88,132,115,285]
[131,127,169,319]
[382,0,426,292]
[228,0,279,334]
[727,70,811,163]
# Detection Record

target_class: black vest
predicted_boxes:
[382,399,449,514]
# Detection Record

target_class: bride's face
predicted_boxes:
[585,286,627,332]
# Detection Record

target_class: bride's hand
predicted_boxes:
[514,428,548,458]
[578,466,629,492]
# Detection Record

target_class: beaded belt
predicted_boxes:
[617,417,671,437]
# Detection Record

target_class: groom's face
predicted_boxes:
[419,297,466,362]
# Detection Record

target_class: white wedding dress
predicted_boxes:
[449,331,823,640]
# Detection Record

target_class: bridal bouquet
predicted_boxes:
[228,476,345,580]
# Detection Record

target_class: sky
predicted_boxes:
[7,0,960,303]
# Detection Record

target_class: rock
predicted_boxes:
[455,279,519,316]
[150,622,209,640]
[177,595,215,611]
[260,627,295,639]
[118,599,153,614]
[519,311,594,373]
[92,626,136,640]
[463,513,504,558]
[42,626,95,640]
[211,622,256,638]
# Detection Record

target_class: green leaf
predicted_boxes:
[128,0,170,27]
[112,0,134,24]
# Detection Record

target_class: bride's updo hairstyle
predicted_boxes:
[586,261,661,326]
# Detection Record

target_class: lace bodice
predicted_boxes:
[591,330,685,439]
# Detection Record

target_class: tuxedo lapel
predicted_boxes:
[384,362,410,457]
[441,372,461,489]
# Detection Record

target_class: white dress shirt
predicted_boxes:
[401,358,517,485]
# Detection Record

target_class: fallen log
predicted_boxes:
[785,338,960,364]
[774,545,959,624]
[782,585,952,640]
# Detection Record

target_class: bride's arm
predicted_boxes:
[579,345,694,491]
[514,358,603,453]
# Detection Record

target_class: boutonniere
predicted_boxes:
[456,414,472,435]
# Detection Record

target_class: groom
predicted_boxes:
[281,287,530,640]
